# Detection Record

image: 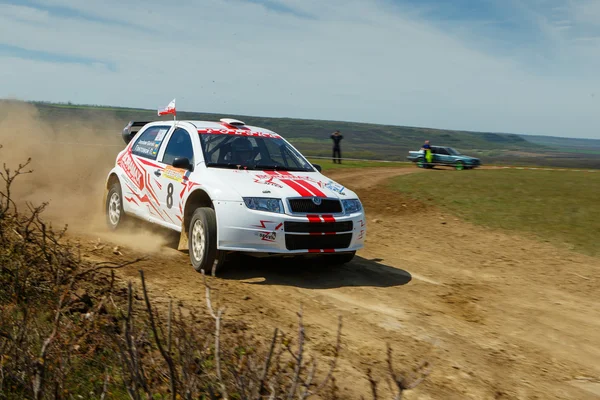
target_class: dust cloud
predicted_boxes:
[0,100,170,254]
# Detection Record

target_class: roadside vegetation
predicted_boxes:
[391,169,600,257]
[0,147,430,399]
[25,100,600,169]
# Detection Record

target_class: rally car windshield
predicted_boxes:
[447,147,462,155]
[199,134,315,172]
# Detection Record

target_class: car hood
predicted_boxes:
[205,168,355,200]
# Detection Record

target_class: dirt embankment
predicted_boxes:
[2,104,600,399]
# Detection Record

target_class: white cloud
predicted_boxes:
[0,0,599,138]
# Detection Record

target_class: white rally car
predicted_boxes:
[104,118,366,274]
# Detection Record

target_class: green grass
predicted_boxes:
[307,158,411,170]
[390,169,600,256]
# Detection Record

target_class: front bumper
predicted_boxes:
[213,200,366,254]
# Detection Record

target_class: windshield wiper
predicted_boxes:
[206,162,247,169]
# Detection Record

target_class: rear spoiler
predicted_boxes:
[121,121,151,144]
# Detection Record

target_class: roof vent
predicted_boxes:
[220,118,245,126]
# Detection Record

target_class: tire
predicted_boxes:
[455,161,465,171]
[106,181,127,230]
[325,251,356,265]
[188,207,228,275]
[416,158,425,168]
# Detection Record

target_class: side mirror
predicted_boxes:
[173,157,193,171]
[312,164,322,172]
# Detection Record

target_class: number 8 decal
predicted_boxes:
[167,183,174,209]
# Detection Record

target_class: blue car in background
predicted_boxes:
[407,146,482,170]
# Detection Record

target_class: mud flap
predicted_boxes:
[177,221,189,251]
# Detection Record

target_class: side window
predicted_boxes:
[132,126,170,159]
[437,148,449,155]
[162,128,195,166]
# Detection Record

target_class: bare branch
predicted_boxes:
[287,306,305,400]
[139,270,177,400]
[258,328,279,397]
[201,269,228,400]
[32,288,67,399]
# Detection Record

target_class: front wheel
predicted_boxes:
[455,161,464,171]
[188,207,229,275]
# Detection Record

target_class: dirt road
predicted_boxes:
[66,165,600,400]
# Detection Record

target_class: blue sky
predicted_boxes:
[0,0,599,139]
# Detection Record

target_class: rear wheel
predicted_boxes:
[455,161,464,171]
[417,158,432,168]
[188,207,229,275]
[106,181,127,230]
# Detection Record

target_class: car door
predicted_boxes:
[155,127,197,227]
[121,124,172,221]
[435,147,451,164]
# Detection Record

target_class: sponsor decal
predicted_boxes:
[257,172,326,197]
[253,176,284,188]
[155,128,168,142]
[162,165,185,182]
[324,181,346,195]
[198,128,281,139]
[257,231,277,242]
[119,152,144,190]
[253,221,282,242]
[133,140,158,156]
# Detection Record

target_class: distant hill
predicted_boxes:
[518,134,600,154]
[17,101,600,169]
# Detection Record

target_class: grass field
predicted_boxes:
[307,158,411,170]
[390,169,600,256]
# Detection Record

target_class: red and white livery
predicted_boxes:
[104,117,366,273]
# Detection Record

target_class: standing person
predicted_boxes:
[421,140,433,166]
[331,130,343,164]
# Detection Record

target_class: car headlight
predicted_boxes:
[243,197,284,214]
[342,199,362,214]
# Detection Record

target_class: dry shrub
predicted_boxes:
[0,147,431,399]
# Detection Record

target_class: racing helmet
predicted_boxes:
[230,137,254,164]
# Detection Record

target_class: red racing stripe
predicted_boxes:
[307,215,321,223]
[293,180,324,197]
[321,214,335,223]
[322,249,335,253]
[280,179,312,197]
[124,196,139,206]
[308,249,321,253]
[138,158,163,169]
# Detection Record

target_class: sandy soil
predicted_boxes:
[2,103,599,399]
[71,166,600,400]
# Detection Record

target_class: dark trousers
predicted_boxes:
[332,147,341,163]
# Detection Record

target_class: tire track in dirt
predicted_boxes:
[74,166,600,399]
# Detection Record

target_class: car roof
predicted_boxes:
[147,119,280,137]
